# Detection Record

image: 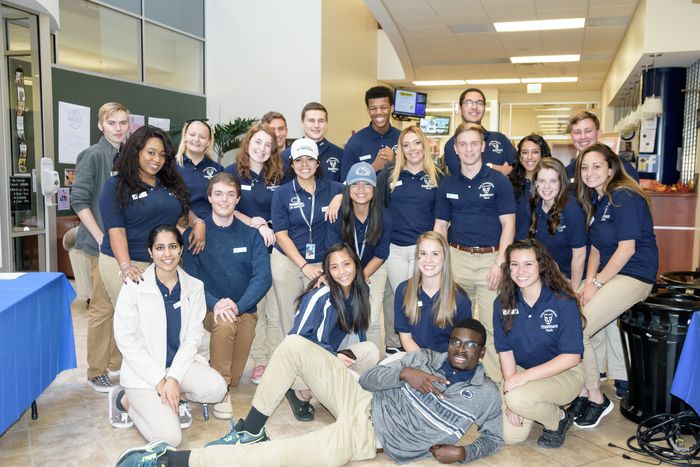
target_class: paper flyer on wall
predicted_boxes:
[58,101,90,164]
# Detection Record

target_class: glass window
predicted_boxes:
[144,23,203,93]
[144,0,204,37]
[100,0,141,15]
[57,0,141,81]
[6,18,31,51]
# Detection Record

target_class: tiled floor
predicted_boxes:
[1,298,652,466]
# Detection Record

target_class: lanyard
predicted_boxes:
[353,219,367,260]
[293,179,315,243]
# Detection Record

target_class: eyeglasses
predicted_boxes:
[461,99,485,108]
[448,338,484,350]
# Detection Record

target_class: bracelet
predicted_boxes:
[193,218,205,226]
[257,223,266,230]
[300,262,309,271]
[119,261,132,271]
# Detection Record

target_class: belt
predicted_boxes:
[449,242,498,254]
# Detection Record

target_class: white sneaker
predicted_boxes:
[108,386,133,428]
[213,391,233,420]
[178,401,192,429]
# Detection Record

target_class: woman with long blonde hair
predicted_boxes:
[394,231,471,353]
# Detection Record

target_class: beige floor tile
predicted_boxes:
[0,430,30,457]
[2,453,33,467]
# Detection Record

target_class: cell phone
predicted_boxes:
[338,348,357,360]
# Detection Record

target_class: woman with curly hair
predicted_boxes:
[530,158,587,290]
[98,125,190,310]
[508,134,551,241]
[494,239,584,448]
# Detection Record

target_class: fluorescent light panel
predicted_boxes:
[412,80,466,86]
[511,54,580,64]
[466,78,520,84]
[522,77,578,83]
[494,18,585,32]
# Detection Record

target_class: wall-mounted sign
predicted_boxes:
[10,175,31,211]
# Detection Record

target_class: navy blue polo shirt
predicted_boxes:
[271,178,344,263]
[156,276,182,369]
[224,163,286,222]
[176,155,223,220]
[341,124,400,180]
[443,129,516,175]
[566,156,640,183]
[533,197,587,278]
[493,286,584,369]
[327,207,393,267]
[589,189,658,283]
[388,170,439,246]
[99,176,184,262]
[281,139,344,182]
[394,281,472,353]
[435,165,516,247]
[513,178,533,241]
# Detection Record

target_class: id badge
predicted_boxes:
[305,243,316,260]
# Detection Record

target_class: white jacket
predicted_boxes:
[114,264,208,389]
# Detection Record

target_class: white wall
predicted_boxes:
[205,0,322,138]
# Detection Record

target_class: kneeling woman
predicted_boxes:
[394,231,472,353]
[111,225,227,447]
[286,243,379,421]
[494,239,584,448]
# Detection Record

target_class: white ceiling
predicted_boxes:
[369,0,641,93]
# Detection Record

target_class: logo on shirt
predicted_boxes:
[540,309,559,332]
[556,223,567,233]
[600,203,611,222]
[460,388,474,399]
[327,157,340,173]
[267,184,281,192]
[420,174,436,190]
[478,182,495,200]
[202,166,218,180]
[488,140,503,154]
[289,195,304,209]
[502,308,519,315]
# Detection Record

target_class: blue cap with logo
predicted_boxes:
[345,162,376,187]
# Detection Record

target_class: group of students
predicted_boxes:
[70,84,659,465]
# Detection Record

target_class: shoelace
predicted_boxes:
[96,375,113,386]
[179,402,190,418]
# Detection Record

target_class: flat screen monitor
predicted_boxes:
[419,116,451,136]
[393,89,427,118]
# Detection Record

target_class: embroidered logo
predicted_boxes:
[355,164,371,176]
[267,184,280,192]
[421,174,435,190]
[478,182,495,200]
[327,157,340,173]
[460,388,474,399]
[600,203,611,222]
[202,166,218,180]
[488,140,503,154]
[289,195,304,209]
[540,309,559,332]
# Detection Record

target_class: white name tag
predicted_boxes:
[233,247,247,253]
[446,193,459,199]
[393,180,403,187]
[321,206,328,213]
[173,301,181,309]
[131,191,148,200]
[241,184,252,191]
[417,300,423,307]
[359,154,372,161]
[110,171,118,176]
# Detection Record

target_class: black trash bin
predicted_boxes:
[619,292,698,423]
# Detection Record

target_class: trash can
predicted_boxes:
[659,271,700,293]
[619,292,698,423]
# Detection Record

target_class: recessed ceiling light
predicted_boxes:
[494,18,585,32]
[412,80,466,86]
[521,77,579,83]
[511,54,580,64]
[466,78,520,85]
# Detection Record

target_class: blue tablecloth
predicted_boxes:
[671,312,700,414]
[0,273,77,434]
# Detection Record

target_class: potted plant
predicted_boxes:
[213,117,258,164]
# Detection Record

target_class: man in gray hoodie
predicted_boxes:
[116,319,503,466]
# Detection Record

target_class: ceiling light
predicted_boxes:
[536,114,570,118]
[511,54,580,64]
[494,18,585,32]
[521,77,578,83]
[527,83,542,94]
[466,78,520,85]
[412,80,466,86]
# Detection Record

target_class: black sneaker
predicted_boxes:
[566,396,588,419]
[599,372,608,382]
[88,374,115,393]
[574,395,614,429]
[614,380,629,400]
[538,410,573,448]
[385,346,404,355]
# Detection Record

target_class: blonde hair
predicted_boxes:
[402,231,459,328]
[175,120,215,167]
[390,125,439,191]
[98,102,129,123]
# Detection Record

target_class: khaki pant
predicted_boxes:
[204,312,258,388]
[270,249,313,337]
[383,243,416,348]
[291,341,380,391]
[189,335,376,467]
[250,287,284,367]
[367,264,389,352]
[125,361,227,447]
[450,248,501,383]
[98,253,150,310]
[581,275,652,390]
[86,255,121,378]
[502,364,584,444]
[592,321,627,381]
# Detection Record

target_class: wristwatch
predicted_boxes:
[592,276,604,289]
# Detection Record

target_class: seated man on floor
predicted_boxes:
[116,318,503,467]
